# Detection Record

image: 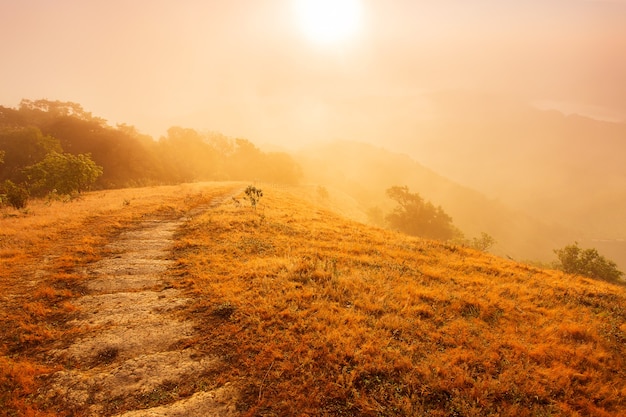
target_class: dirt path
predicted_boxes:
[41,195,239,416]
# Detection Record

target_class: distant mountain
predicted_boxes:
[297,140,579,264]
[394,91,626,241]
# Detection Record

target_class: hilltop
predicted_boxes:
[2,183,625,416]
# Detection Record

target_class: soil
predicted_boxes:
[40,195,239,416]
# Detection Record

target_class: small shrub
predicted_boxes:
[554,242,623,283]
[385,185,461,241]
[244,185,263,210]
[212,302,236,319]
[1,180,29,209]
[23,151,103,196]
[469,232,496,252]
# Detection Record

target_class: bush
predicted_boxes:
[244,185,263,210]
[469,232,497,252]
[385,186,461,241]
[1,180,29,209]
[23,151,103,196]
[554,242,623,283]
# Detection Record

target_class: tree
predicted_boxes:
[19,99,106,125]
[468,232,496,252]
[157,126,220,182]
[554,242,623,283]
[1,180,29,209]
[385,186,461,241]
[23,151,103,196]
[263,152,302,184]
[0,127,62,183]
[229,138,264,180]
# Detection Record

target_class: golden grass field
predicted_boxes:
[2,182,626,416]
[0,182,238,416]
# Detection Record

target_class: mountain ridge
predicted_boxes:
[297,139,580,264]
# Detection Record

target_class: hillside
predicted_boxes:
[410,92,626,271]
[2,183,625,416]
[0,100,302,191]
[308,91,626,239]
[3,98,622,270]
[297,140,578,264]
[293,91,626,268]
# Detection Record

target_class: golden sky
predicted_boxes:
[1,0,625,147]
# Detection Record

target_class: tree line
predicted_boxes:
[0,99,302,206]
[2,99,621,283]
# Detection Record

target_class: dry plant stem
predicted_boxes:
[258,360,275,402]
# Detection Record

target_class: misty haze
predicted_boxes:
[2,1,626,416]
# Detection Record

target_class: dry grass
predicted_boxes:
[0,182,241,416]
[173,186,626,416]
[3,183,625,416]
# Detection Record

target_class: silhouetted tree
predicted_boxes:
[19,99,107,126]
[2,99,303,190]
[157,127,220,182]
[229,138,264,180]
[264,152,302,184]
[386,185,461,241]
[0,105,27,128]
[0,127,62,183]
[554,242,623,283]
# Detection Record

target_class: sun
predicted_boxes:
[294,0,362,45]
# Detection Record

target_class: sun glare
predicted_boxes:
[294,0,362,45]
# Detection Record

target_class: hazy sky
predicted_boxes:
[1,0,625,147]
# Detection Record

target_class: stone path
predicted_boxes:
[41,196,239,416]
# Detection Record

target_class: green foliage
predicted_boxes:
[1,180,29,209]
[23,151,103,196]
[19,99,106,124]
[0,127,62,184]
[244,185,263,210]
[469,232,497,252]
[4,99,304,189]
[554,242,623,283]
[385,185,461,241]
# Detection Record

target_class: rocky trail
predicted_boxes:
[40,195,239,416]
